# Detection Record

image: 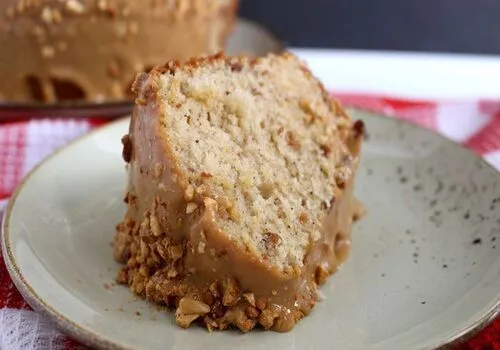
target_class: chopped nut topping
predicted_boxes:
[203,197,218,209]
[255,297,267,310]
[197,241,205,254]
[196,184,208,195]
[222,277,241,307]
[315,264,329,285]
[225,309,256,332]
[209,282,220,298]
[178,297,210,315]
[168,244,183,261]
[184,185,194,201]
[65,0,85,14]
[149,213,162,237]
[258,309,278,329]
[176,313,200,329]
[41,46,55,59]
[41,7,56,24]
[245,305,260,319]
[186,202,198,214]
[242,292,256,307]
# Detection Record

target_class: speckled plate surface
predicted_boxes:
[2,110,500,350]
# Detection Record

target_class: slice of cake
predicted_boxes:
[0,0,237,102]
[115,52,364,332]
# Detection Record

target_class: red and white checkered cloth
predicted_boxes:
[0,94,499,349]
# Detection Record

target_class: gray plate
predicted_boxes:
[2,110,499,350]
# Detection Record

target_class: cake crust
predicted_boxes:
[115,52,364,332]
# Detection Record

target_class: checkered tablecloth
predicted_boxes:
[0,94,499,349]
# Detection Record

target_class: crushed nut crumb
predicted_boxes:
[315,264,329,285]
[242,292,256,307]
[65,0,85,14]
[222,277,241,307]
[186,202,198,214]
[184,185,194,201]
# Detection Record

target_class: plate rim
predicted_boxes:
[1,110,499,350]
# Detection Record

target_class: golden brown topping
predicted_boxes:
[186,202,198,214]
[178,297,210,314]
[184,185,195,201]
[168,244,183,261]
[209,282,220,298]
[315,264,329,285]
[242,292,256,307]
[255,297,267,311]
[41,46,55,59]
[258,309,278,330]
[202,291,214,306]
[197,241,205,254]
[225,309,256,332]
[65,0,86,15]
[222,277,241,307]
[176,313,200,329]
[149,213,162,237]
[203,197,217,209]
[245,305,260,319]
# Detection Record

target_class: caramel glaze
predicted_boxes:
[114,71,364,332]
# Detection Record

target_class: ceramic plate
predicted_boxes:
[2,110,500,350]
[0,18,282,121]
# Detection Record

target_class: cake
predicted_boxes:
[0,0,237,103]
[115,52,364,332]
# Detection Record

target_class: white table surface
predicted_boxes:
[291,48,500,100]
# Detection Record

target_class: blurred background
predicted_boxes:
[239,0,500,54]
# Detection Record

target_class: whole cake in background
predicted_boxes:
[115,52,364,332]
[0,0,238,103]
